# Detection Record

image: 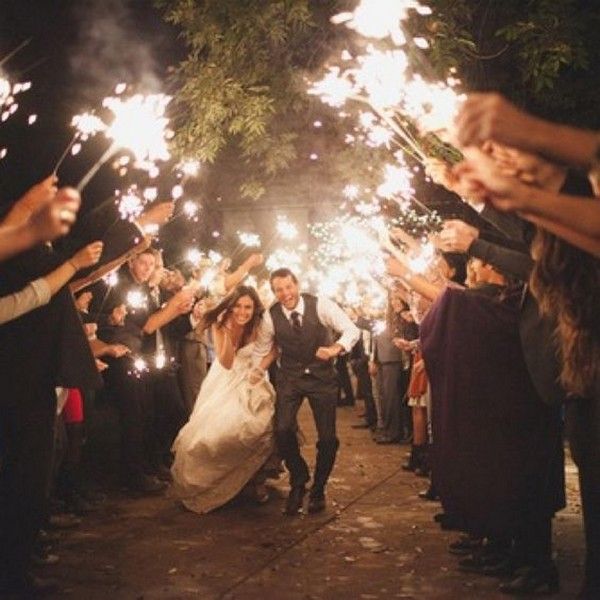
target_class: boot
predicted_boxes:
[312,438,339,491]
[402,444,427,474]
[401,445,419,472]
[499,563,559,595]
[414,444,430,477]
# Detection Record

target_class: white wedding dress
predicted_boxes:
[171,342,276,514]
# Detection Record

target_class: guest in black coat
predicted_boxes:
[0,185,148,595]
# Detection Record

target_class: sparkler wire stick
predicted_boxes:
[76,143,118,192]
[347,94,426,162]
[53,132,80,175]
[0,39,31,67]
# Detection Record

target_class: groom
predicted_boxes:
[253,268,359,515]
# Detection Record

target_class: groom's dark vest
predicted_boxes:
[270,294,335,382]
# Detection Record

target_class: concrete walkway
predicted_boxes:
[48,404,584,599]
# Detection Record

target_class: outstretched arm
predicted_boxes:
[142,288,195,335]
[453,147,600,256]
[0,241,103,325]
[385,256,445,303]
[455,93,599,169]
[223,253,264,292]
[0,187,81,262]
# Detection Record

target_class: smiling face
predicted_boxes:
[129,252,157,284]
[390,294,405,314]
[271,275,300,311]
[231,294,255,326]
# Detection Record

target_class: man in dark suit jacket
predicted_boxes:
[92,248,194,490]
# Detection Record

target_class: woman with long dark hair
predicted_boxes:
[171,285,278,514]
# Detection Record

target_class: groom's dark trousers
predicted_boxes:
[274,372,339,490]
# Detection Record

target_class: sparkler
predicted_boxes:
[143,187,158,201]
[275,216,298,240]
[199,267,218,289]
[129,356,149,378]
[265,248,303,272]
[155,351,167,370]
[177,159,201,178]
[182,200,199,219]
[53,112,107,174]
[185,248,204,265]
[208,250,223,264]
[76,92,172,192]
[238,231,261,248]
[102,272,119,287]
[115,187,148,221]
[171,184,184,200]
[126,290,148,310]
[309,1,465,166]
[0,71,31,126]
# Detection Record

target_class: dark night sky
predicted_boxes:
[0,0,184,206]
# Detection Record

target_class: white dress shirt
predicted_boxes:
[253,294,360,361]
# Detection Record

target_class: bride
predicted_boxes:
[171,285,277,514]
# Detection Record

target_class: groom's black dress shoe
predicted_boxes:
[283,485,306,516]
[307,493,326,514]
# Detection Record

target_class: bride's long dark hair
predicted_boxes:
[203,285,264,349]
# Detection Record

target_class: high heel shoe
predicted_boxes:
[499,563,559,595]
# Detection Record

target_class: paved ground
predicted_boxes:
[47,404,584,599]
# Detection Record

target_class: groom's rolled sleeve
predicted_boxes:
[317,297,360,353]
[252,310,275,366]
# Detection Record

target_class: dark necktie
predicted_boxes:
[290,310,302,334]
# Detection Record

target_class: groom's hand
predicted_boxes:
[315,345,341,361]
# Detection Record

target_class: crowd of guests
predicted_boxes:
[371,94,599,599]
[0,91,599,599]
[0,175,268,596]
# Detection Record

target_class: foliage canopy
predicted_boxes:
[158,0,600,200]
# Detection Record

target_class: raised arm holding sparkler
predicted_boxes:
[0,186,81,261]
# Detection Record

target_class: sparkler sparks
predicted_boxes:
[182,200,199,219]
[126,290,148,310]
[102,93,172,172]
[0,73,30,123]
[207,250,222,264]
[276,217,298,240]
[115,187,148,221]
[377,163,415,199]
[171,184,184,200]
[102,272,119,287]
[71,112,107,139]
[155,351,167,370]
[238,232,261,248]
[129,356,149,378]
[75,92,173,191]
[343,184,360,200]
[177,159,201,177]
[310,0,465,168]
[265,249,303,272]
[185,248,204,264]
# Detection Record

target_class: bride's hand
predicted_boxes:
[248,367,265,385]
